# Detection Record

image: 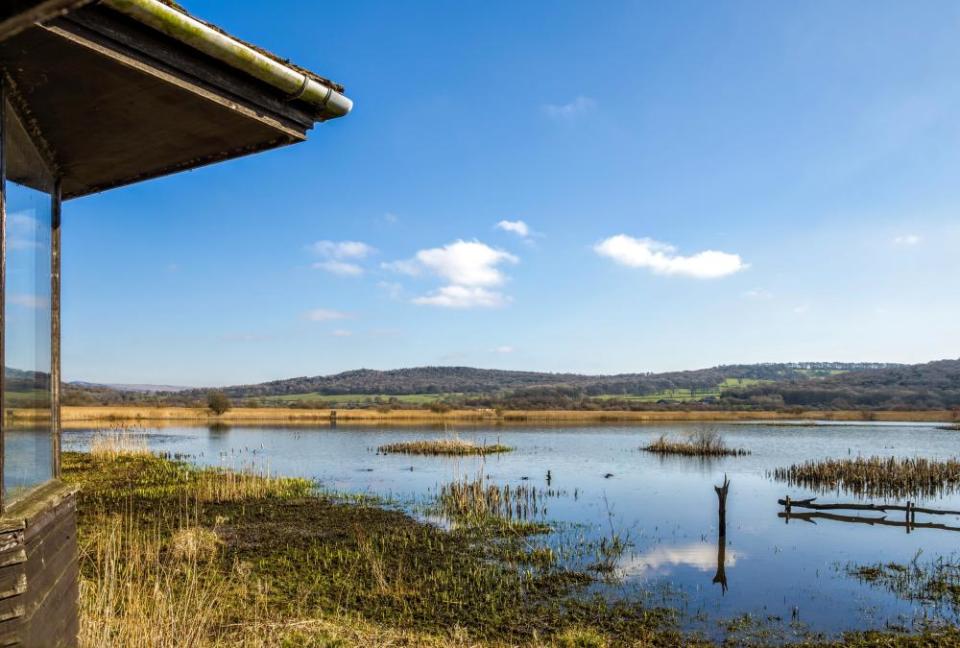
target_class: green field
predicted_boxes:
[596,378,772,403]
[259,378,782,407]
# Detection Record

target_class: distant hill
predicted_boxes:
[175,362,899,400]
[71,382,195,393]
[723,359,960,410]
[63,360,960,411]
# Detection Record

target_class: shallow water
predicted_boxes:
[65,421,960,639]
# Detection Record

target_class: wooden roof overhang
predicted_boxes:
[0,1,349,198]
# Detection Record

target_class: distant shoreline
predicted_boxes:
[44,406,959,429]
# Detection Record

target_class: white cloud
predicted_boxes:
[793,303,811,315]
[415,240,517,287]
[305,308,350,322]
[495,220,530,237]
[594,234,747,279]
[893,234,921,246]
[743,288,773,300]
[543,96,596,120]
[331,329,352,337]
[385,240,519,309]
[313,260,364,277]
[383,212,399,224]
[412,286,510,309]
[310,240,376,259]
[493,345,515,354]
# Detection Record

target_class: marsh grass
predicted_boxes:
[438,477,555,532]
[88,428,151,459]
[643,427,749,458]
[79,514,226,648]
[847,553,960,618]
[65,451,693,648]
[66,450,960,648]
[771,456,960,499]
[378,438,513,456]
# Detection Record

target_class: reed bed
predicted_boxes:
[642,427,749,458]
[771,456,960,499]
[378,438,512,456]
[88,428,151,459]
[79,514,226,648]
[438,477,557,527]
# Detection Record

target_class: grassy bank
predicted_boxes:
[65,447,960,647]
[50,405,960,428]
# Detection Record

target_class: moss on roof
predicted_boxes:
[147,0,343,93]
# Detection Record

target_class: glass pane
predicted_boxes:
[3,102,53,504]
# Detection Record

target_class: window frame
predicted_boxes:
[0,75,62,512]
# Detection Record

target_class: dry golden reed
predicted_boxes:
[772,456,960,499]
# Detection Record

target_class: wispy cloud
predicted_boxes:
[380,258,421,276]
[310,240,376,259]
[304,308,350,322]
[331,329,352,337]
[543,96,596,120]
[594,234,747,279]
[312,260,364,276]
[412,286,510,309]
[493,345,515,354]
[376,281,404,300]
[893,234,921,246]
[742,288,773,300]
[793,303,811,315]
[310,240,376,277]
[495,219,530,238]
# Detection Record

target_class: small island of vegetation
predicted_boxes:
[643,427,750,458]
[378,438,513,456]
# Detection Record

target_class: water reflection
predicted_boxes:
[616,542,741,579]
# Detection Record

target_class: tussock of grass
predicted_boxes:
[438,477,553,532]
[771,456,960,499]
[169,526,222,562]
[378,438,512,456]
[643,427,749,458]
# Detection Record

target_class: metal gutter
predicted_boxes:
[101,0,352,119]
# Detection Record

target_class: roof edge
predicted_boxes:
[102,0,352,119]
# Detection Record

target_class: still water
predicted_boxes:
[65,421,960,639]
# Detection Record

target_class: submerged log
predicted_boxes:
[777,511,960,533]
[776,497,960,517]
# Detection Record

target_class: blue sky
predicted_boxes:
[62,1,960,386]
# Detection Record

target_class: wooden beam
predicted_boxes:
[45,8,314,138]
[0,0,93,42]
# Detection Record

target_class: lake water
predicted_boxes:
[64,421,960,640]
